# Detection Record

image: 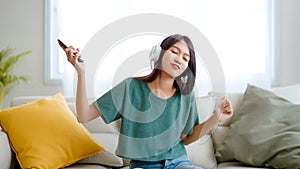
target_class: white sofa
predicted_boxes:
[0,84,299,169]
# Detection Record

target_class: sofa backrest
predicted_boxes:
[9,84,300,163]
[271,84,300,104]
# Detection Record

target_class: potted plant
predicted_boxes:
[0,47,31,109]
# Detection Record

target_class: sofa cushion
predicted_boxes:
[77,133,124,167]
[196,95,216,123]
[211,126,229,152]
[186,134,217,168]
[185,96,217,168]
[215,84,300,168]
[0,130,12,169]
[0,93,104,169]
[210,84,300,151]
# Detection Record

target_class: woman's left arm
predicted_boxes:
[181,96,233,145]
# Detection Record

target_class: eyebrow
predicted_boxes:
[172,46,190,57]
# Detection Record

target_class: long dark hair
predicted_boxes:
[136,34,196,95]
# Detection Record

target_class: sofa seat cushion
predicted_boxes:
[77,133,124,167]
[64,164,110,169]
[217,162,271,169]
[65,164,130,169]
[186,134,217,169]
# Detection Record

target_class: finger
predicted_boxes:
[71,47,81,55]
[218,97,225,107]
[65,46,73,52]
[224,107,232,113]
[219,98,228,109]
[73,53,81,61]
[67,50,74,59]
[69,46,75,50]
[224,101,231,107]
[223,102,232,109]
[66,48,74,57]
[67,46,81,58]
[67,51,76,61]
[220,98,232,111]
[73,50,80,56]
[223,98,231,106]
[67,53,76,62]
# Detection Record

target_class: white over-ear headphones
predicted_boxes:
[149,43,162,69]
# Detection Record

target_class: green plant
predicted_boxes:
[0,47,31,109]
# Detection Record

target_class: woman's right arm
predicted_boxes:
[65,46,101,123]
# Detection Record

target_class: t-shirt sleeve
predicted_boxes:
[182,92,199,135]
[93,79,128,124]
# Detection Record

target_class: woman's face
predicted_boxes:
[161,40,190,78]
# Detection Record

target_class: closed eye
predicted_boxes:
[183,57,189,62]
[171,50,178,54]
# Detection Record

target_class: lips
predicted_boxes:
[171,63,180,70]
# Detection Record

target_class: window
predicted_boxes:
[45,0,279,97]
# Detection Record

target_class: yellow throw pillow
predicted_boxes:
[0,93,105,169]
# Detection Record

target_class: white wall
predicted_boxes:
[279,0,300,86]
[0,0,62,109]
[0,0,299,109]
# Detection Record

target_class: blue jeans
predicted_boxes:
[129,155,203,169]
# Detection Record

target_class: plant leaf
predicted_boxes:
[0,47,31,97]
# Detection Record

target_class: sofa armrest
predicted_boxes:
[0,129,16,169]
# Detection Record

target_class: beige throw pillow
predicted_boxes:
[216,85,300,169]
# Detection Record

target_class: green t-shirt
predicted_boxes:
[93,78,199,161]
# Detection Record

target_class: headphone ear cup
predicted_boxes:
[149,44,162,69]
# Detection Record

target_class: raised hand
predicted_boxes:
[215,96,233,123]
[64,46,85,74]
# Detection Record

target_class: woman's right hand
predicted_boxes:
[64,46,85,74]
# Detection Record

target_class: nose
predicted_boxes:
[174,54,184,64]
[174,56,181,64]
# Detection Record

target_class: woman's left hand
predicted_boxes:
[215,96,233,123]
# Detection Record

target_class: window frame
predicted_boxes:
[45,0,62,85]
[269,0,280,86]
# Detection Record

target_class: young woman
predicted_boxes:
[64,34,233,169]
